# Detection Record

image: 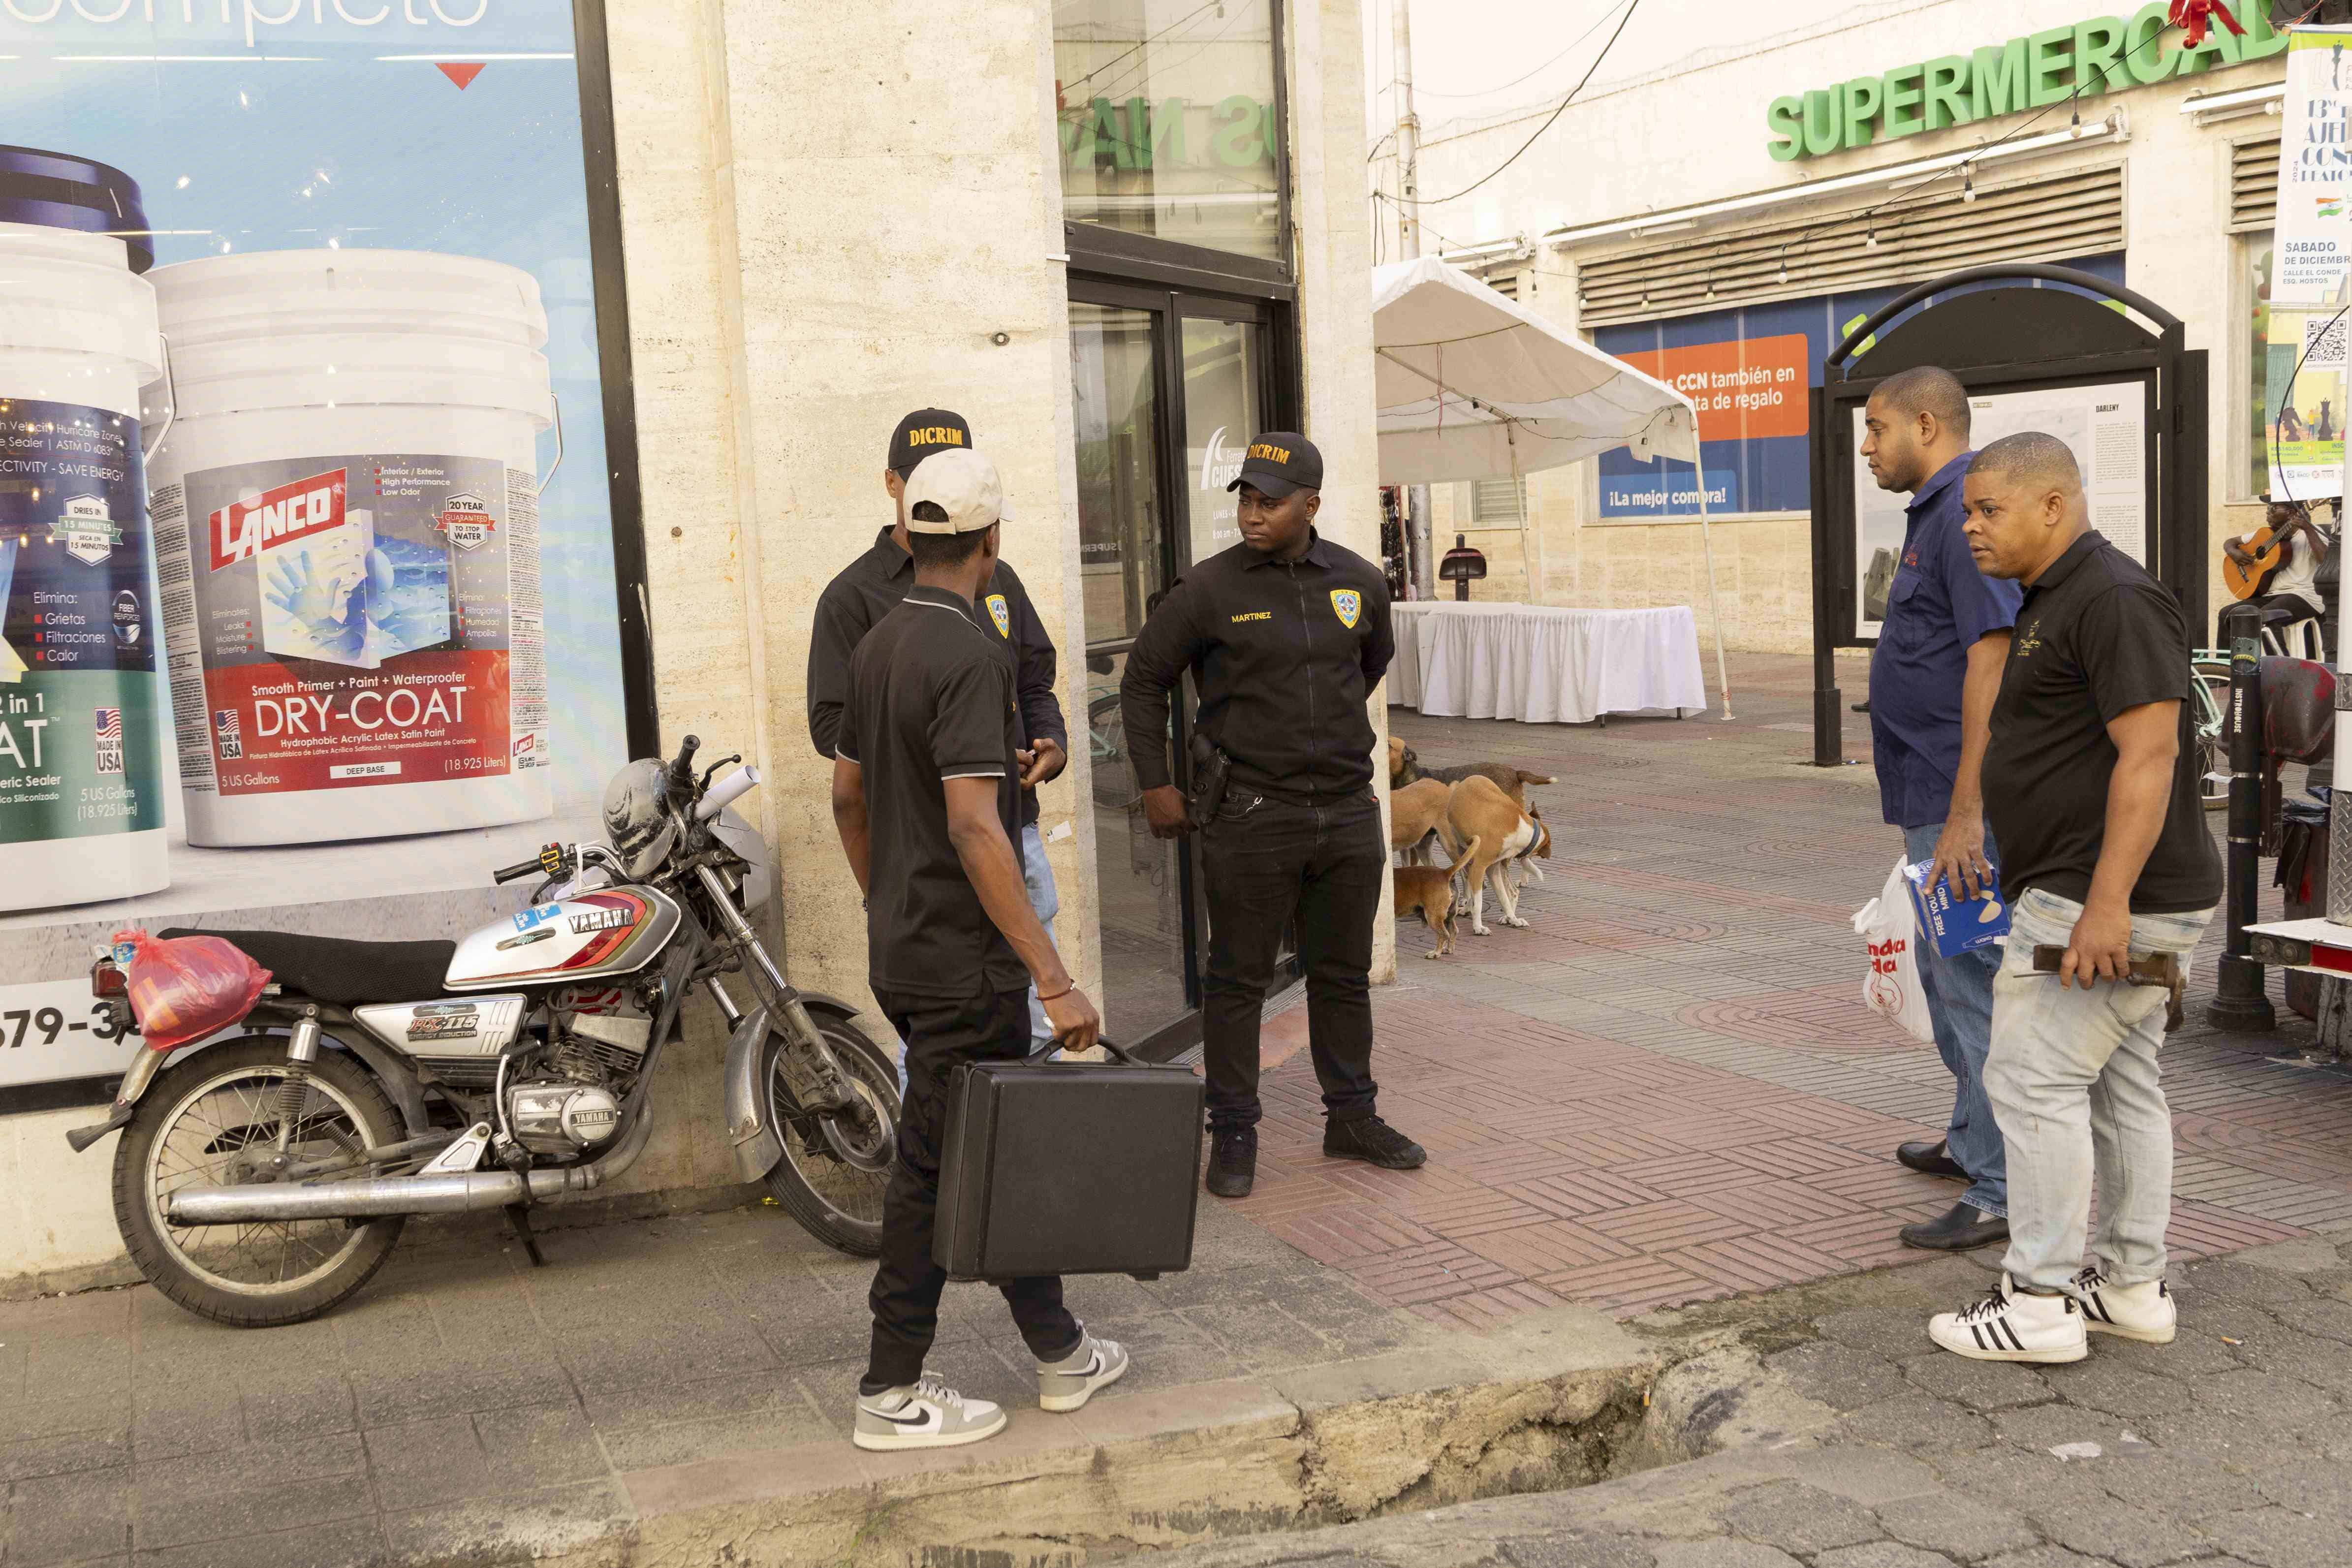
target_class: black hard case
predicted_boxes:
[933,1043,1203,1282]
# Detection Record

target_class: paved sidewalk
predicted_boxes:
[1135,1226,2352,1568]
[1228,654,2352,1327]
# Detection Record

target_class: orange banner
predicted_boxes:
[1616,332,1810,444]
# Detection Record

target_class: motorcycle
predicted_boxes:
[66,736,902,1328]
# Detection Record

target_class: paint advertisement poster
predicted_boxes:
[0,2,640,1088]
[1850,381,2148,641]
[2273,27,2352,307]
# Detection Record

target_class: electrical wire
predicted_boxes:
[1408,0,1637,99]
[1387,0,1644,208]
[1055,0,1226,98]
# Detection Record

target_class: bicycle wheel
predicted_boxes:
[2191,657,2233,811]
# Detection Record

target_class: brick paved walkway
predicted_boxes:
[1227,653,2352,1329]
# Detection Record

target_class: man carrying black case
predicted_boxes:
[830,447,1129,1452]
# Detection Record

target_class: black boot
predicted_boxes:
[1206,1128,1257,1198]
[1323,1116,1426,1170]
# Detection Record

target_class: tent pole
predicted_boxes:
[1691,446,1733,722]
[1509,426,1545,605]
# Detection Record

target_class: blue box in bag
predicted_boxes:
[1903,858,2011,958]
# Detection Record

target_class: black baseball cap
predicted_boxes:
[1227,431,1321,499]
[888,408,973,476]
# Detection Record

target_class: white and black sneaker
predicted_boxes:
[852,1373,1008,1452]
[2072,1264,2177,1344]
[1927,1272,2088,1364]
[1038,1329,1130,1412]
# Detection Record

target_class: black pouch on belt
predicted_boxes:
[1185,732,1232,830]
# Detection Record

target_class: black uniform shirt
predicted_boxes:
[1981,530,2222,914]
[808,527,1065,827]
[837,587,1029,1000]
[1121,530,1395,804]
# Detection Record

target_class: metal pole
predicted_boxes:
[1392,0,1436,599]
[1685,415,1733,721]
[2209,599,2276,1030]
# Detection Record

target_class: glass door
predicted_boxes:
[1072,284,1281,1057]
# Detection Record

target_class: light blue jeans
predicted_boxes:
[1985,887,2214,1293]
[892,819,1061,1090]
[1902,822,2008,1218]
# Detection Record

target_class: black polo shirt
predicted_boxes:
[1120,529,1395,804]
[807,527,1064,827]
[1981,530,2221,914]
[837,587,1029,1000]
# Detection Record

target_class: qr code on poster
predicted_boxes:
[2304,314,2348,371]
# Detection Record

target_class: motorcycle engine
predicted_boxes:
[506,1079,624,1157]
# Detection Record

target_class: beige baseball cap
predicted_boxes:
[903,448,1004,534]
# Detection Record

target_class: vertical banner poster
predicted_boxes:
[0,1,638,1088]
[2268,26,2352,500]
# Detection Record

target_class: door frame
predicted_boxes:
[1069,276,1297,1061]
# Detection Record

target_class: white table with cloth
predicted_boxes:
[1385,601,1708,724]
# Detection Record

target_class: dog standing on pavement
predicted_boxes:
[1388,777,1452,866]
[1387,738,1555,812]
[1394,834,1481,958]
[1441,775,1543,935]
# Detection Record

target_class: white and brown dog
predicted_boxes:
[1439,775,1544,935]
[1388,737,1555,811]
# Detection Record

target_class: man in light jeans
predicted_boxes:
[1861,367,2019,1251]
[1928,432,2221,1365]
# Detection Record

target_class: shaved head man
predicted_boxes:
[1860,364,2020,1253]
[1924,431,2220,1367]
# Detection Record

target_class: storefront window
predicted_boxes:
[1054,0,1283,262]
[1182,317,1264,560]
[0,1,644,1087]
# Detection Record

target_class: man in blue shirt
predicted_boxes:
[1863,366,2022,1253]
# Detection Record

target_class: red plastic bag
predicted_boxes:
[112,929,271,1052]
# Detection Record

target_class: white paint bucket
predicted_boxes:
[147,250,555,848]
[0,215,170,912]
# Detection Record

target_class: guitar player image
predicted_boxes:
[2223,499,2332,653]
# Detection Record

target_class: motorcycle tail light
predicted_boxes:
[91,959,128,999]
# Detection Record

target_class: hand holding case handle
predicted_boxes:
[933,1037,1205,1283]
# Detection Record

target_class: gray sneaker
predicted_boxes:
[1038,1330,1130,1412]
[852,1373,1007,1451]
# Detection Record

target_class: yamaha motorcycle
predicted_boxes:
[67,736,901,1327]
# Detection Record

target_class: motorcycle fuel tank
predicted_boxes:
[443,887,683,992]
[355,995,528,1059]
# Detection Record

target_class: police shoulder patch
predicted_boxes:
[1330,588,1362,629]
[985,594,1011,638]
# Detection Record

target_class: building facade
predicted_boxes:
[1381,0,2294,652]
[0,0,1384,1288]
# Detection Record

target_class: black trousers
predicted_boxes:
[1197,789,1383,1132]
[863,985,1082,1391]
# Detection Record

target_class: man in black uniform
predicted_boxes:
[831,447,1126,1452]
[1121,432,1426,1199]
[809,408,1069,1051]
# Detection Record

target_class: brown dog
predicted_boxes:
[1394,834,1481,958]
[1388,777,1452,864]
[1387,738,1555,811]
[1440,775,1543,935]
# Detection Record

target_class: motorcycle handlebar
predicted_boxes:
[668,734,701,795]
[492,859,543,884]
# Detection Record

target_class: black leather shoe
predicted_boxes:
[1900,1202,2009,1252]
[1205,1128,1257,1198]
[1897,1138,1968,1180]
[1851,699,1872,714]
[1323,1116,1426,1170]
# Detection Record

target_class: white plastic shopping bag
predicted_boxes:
[1854,858,1935,1044]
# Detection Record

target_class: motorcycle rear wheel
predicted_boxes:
[114,1035,408,1328]
[760,1013,899,1256]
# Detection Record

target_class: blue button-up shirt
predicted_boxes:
[1868,452,2023,829]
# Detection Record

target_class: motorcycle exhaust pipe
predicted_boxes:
[162,1100,656,1226]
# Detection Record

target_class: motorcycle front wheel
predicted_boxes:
[760,1013,900,1256]
[113,1035,408,1327]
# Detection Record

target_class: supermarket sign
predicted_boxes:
[1767,3,2286,161]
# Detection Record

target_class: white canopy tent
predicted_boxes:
[1370,255,1731,719]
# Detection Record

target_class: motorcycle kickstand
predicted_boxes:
[503,1203,548,1269]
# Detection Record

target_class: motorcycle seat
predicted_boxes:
[160,928,457,1008]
